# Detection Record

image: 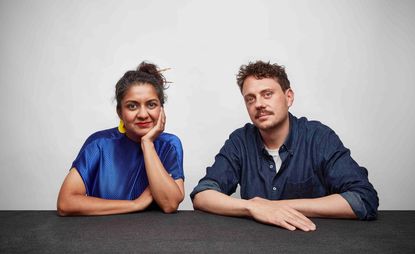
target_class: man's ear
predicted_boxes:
[286,88,294,107]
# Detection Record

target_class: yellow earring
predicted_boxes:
[118,119,126,133]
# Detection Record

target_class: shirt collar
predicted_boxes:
[255,112,297,156]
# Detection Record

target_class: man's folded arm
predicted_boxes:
[319,130,379,220]
[191,180,251,217]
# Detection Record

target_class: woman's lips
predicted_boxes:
[135,122,152,127]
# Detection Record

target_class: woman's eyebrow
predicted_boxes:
[124,100,138,104]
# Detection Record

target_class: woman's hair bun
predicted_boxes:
[137,61,166,87]
[115,61,169,110]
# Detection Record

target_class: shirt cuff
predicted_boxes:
[190,179,222,200]
[340,191,367,220]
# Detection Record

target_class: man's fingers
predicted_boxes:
[288,208,316,230]
[286,217,314,231]
[278,220,296,231]
[283,210,316,231]
[249,201,316,232]
[276,207,316,232]
[268,211,312,232]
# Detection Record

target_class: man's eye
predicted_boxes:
[246,97,255,103]
[264,92,272,98]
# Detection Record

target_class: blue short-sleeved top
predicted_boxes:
[71,127,184,200]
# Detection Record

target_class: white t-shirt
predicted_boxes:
[265,147,282,173]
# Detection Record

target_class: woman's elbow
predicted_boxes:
[160,197,183,213]
[56,196,75,216]
[160,201,179,213]
[161,205,178,214]
[57,200,70,216]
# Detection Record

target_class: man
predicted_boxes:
[190,61,378,231]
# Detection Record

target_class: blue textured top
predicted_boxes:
[72,127,184,200]
[191,113,378,220]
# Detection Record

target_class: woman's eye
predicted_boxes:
[148,102,158,109]
[127,104,137,110]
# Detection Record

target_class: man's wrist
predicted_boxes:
[244,199,258,218]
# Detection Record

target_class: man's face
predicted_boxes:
[242,76,294,131]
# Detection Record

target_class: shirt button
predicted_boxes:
[272,187,277,191]
[270,164,274,168]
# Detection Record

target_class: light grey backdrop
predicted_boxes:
[1,0,414,210]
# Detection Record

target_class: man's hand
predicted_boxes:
[132,187,153,211]
[141,107,166,143]
[248,197,316,231]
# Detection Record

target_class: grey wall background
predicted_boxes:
[1,0,414,210]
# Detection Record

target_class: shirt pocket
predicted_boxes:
[282,176,314,199]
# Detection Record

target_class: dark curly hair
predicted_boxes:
[115,61,167,112]
[236,60,290,92]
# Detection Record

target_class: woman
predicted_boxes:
[57,62,184,215]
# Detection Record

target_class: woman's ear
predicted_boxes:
[116,107,122,119]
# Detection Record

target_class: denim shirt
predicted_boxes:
[190,113,378,220]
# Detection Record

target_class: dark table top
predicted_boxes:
[1,210,414,253]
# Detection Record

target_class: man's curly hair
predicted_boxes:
[236,60,291,92]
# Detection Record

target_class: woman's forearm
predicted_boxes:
[57,169,153,216]
[58,195,132,216]
[141,140,184,213]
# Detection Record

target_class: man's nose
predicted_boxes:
[255,97,265,109]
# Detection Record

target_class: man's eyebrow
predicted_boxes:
[260,88,273,93]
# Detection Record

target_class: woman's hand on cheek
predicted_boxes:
[141,107,166,143]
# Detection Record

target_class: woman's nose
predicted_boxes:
[136,107,149,119]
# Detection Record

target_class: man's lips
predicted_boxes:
[255,111,273,119]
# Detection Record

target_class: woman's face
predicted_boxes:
[119,83,161,141]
